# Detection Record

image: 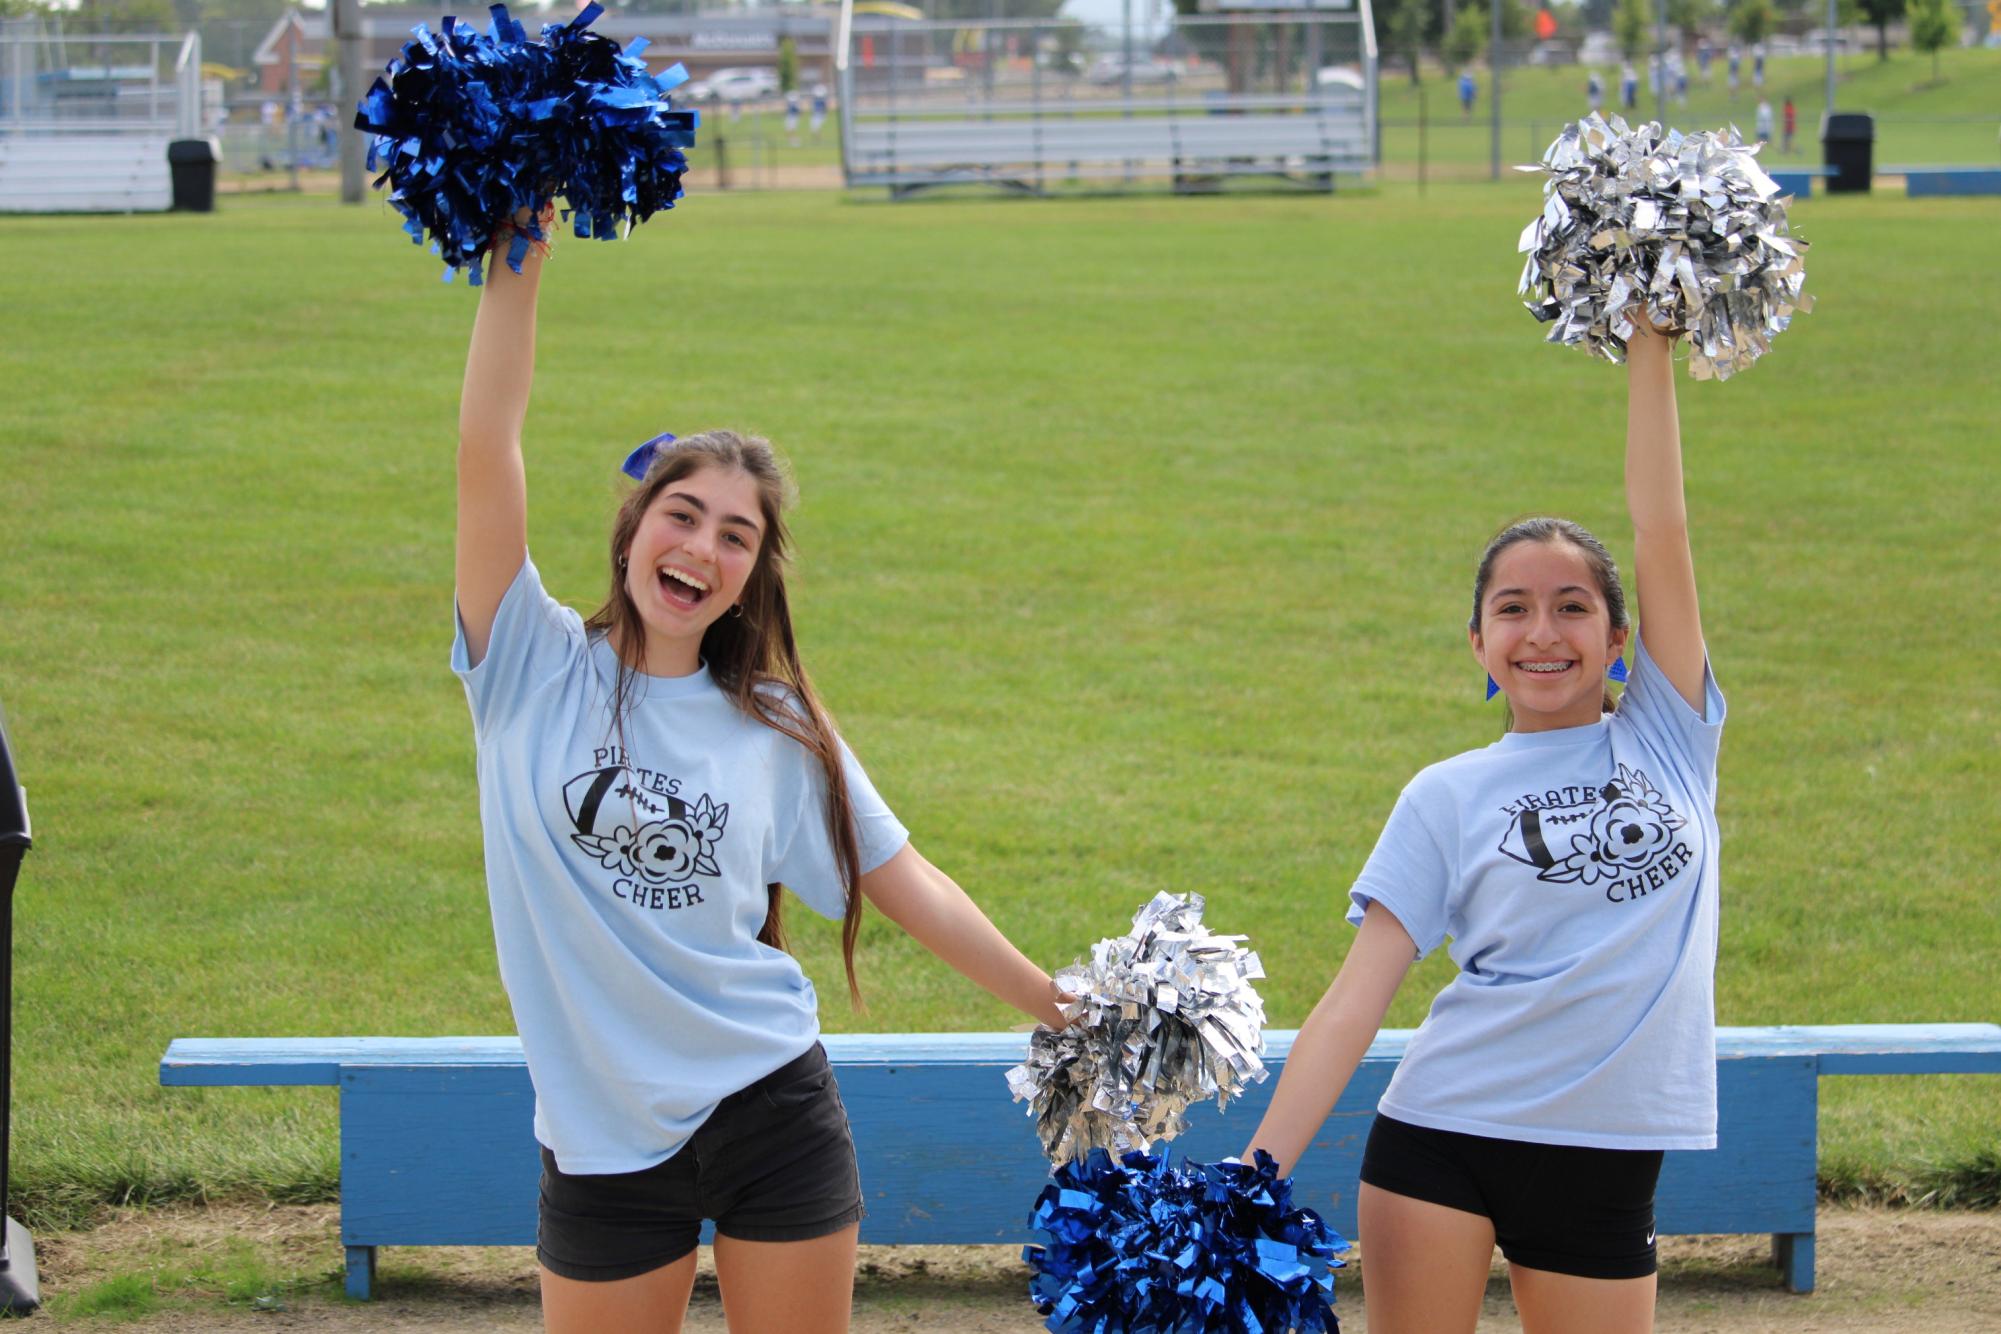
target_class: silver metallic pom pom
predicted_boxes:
[1517,112,1812,381]
[1006,892,1268,1166]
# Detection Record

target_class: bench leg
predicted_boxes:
[1771,1231,1814,1293]
[344,1245,377,1301]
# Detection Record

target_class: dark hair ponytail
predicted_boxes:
[585,431,868,1007]
[1470,517,1629,734]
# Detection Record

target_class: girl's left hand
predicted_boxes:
[1046,980,1080,1030]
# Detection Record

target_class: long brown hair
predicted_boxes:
[584,430,866,1006]
[1470,516,1630,734]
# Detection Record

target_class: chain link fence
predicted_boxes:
[13,7,1988,193]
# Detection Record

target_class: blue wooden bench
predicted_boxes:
[1882,165,2001,197]
[160,1023,2001,1301]
[1766,164,1836,198]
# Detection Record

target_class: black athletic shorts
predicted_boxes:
[536,1043,864,1282]
[1359,1112,1665,1280]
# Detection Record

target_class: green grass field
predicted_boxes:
[1,178,1996,1233]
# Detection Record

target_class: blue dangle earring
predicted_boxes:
[1487,656,1629,699]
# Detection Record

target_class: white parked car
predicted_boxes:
[1578,32,1622,66]
[1087,55,1180,85]
[1314,65,1366,93]
[683,67,780,104]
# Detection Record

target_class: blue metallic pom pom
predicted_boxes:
[353,2,699,285]
[1025,1148,1346,1334]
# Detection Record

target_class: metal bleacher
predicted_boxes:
[836,10,1378,199]
[0,23,201,214]
[0,134,172,212]
[846,90,1373,197]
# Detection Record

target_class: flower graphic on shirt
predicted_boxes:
[1542,764,1685,886]
[571,789,728,884]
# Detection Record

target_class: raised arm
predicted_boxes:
[859,844,1068,1030]
[455,240,543,668]
[1625,323,1708,708]
[1240,901,1416,1176]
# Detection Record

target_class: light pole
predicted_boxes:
[1123,0,1135,103]
[1490,0,1501,179]
[1655,0,1668,124]
[336,0,364,203]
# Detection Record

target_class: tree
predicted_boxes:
[1445,2,1485,66]
[197,0,290,16]
[1668,0,1717,44]
[1728,0,1777,46]
[1045,18,1085,73]
[1387,0,1427,83]
[1615,0,1650,58]
[777,35,798,94]
[929,0,1063,17]
[1906,0,1959,78]
[1856,0,1906,58]
[69,0,179,31]
[1169,0,1238,81]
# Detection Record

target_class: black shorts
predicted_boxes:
[536,1043,864,1282]
[1359,1112,1665,1280]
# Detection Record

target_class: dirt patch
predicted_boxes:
[28,1202,2001,1330]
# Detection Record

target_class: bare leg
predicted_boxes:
[1357,1182,1495,1334]
[712,1223,860,1334]
[1510,1263,1657,1334]
[540,1252,699,1334]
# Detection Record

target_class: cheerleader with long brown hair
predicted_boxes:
[453,226,1065,1334]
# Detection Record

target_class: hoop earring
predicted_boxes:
[728,603,744,618]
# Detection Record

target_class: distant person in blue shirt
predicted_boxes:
[1728,43,1741,98]
[1621,61,1639,110]
[1246,310,1724,1333]
[1459,69,1477,119]
[455,208,1070,1333]
[1587,69,1604,112]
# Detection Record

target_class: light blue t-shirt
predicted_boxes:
[452,557,909,1174]
[1346,636,1726,1150]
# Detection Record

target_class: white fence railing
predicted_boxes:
[1,29,204,138]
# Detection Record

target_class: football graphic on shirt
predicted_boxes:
[1500,763,1686,886]
[561,766,728,884]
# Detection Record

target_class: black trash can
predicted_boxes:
[166,137,221,212]
[1820,112,1873,195]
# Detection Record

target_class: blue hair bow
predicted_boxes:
[620,431,677,481]
[1487,655,1629,700]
